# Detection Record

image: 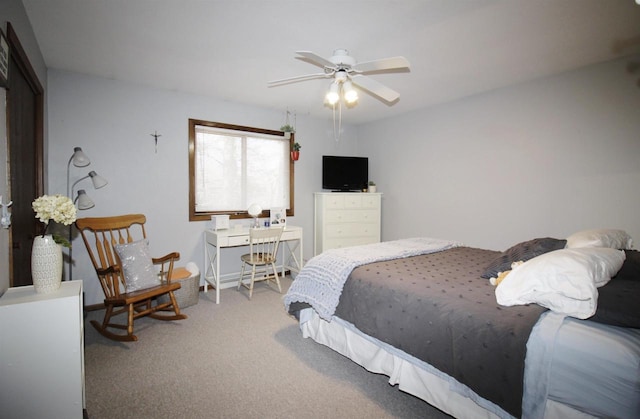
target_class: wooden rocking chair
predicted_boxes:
[76,214,187,342]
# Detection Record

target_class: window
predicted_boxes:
[189,119,294,221]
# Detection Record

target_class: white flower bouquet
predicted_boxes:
[32,194,77,247]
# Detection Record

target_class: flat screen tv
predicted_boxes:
[322,155,368,191]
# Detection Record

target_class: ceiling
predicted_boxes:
[22,0,640,125]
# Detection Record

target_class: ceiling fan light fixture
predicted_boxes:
[343,81,358,104]
[326,83,340,105]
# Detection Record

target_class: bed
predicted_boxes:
[284,231,640,418]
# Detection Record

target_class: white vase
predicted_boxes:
[31,234,63,294]
[368,185,377,193]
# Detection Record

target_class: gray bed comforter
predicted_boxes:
[334,246,547,417]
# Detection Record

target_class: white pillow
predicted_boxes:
[495,247,626,319]
[114,239,161,292]
[566,229,633,250]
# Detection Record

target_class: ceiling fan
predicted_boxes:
[268,49,410,104]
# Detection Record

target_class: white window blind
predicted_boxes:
[190,121,292,219]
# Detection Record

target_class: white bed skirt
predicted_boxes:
[298,308,628,419]
[300,308,510,419]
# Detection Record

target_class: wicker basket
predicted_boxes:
[159,268,200,308]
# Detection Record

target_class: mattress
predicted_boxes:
[525,312,640,418]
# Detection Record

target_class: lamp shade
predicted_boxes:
[71,147,90,167]
[89,171,108,189]
[247,203,262,228]
[325,83,340,105]
[343,81,358,104]
[75,189,95,210]
[247,203,262,218]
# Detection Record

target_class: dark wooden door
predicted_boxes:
[6,23,44,287]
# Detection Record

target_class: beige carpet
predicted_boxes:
[83,276,452,419]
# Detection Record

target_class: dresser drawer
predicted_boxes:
[324,194,345,209]
[325,209,379,223]
[324,237,379,250]
[344,195,363,208]
[226,235,251,246]
[360,194,380,208]
[325,223,378,238]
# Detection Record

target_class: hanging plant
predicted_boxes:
[291,142,301,161]
[281,108,296,133]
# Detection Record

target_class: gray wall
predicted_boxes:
[50,55,640,306]
[3,0,639,304]
[47,70,360,305]
[361,56,640,251]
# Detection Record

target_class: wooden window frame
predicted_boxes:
[188,119,295,222]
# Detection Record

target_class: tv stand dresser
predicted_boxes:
[314,192,382,255]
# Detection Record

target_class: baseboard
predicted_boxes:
[83,274,290,312]
[84,302,104,311]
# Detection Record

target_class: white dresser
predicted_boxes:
[0,280,85,419]
[314,192,382,255]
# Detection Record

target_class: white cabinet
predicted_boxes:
[314,192,382,255]
[0,281,85,419]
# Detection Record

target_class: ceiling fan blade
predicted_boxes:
[353,56,410,73]
[295,51,336,69]
[350,74,400,102]
[268,72,331,87]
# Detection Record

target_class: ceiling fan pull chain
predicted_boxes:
[333,102,342,142]
[338,101,342,142]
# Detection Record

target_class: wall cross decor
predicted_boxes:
[150,130,162,153]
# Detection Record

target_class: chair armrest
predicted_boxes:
[96,265,120,276]
[152,252,180,265]
[153,252,180,284]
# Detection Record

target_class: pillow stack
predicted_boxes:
[565,229,634,250]
[493,229,634,319]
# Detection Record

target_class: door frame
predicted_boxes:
[6,22,44,286]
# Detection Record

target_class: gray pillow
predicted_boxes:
[114,239,161,292]
[592,251,640,327]
[481,237,567,279]
[613,250,640,282]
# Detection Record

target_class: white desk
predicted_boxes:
[203,225,303,304]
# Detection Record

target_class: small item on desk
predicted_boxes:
[248,203,262,229]
[270,207,286,227]
[264,221,270,227]
[210,214,230,231]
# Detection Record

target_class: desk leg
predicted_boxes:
[299,236,303,272]
[203,239,221,304]
[283,238,304,276]
[215,245,221,304]
[203,235,209,293]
